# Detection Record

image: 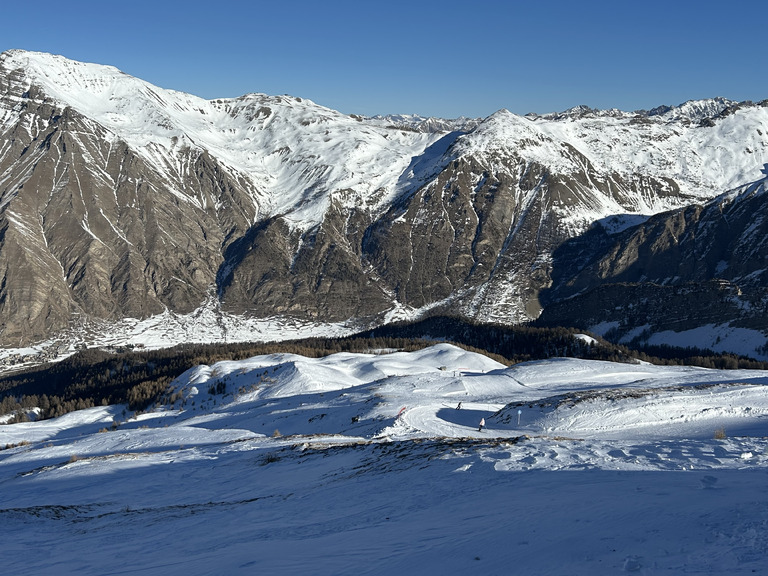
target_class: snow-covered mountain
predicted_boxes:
[2,344,768,574]
[364,113,483,133]
[1,50,767,353]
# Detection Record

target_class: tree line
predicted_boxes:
[2,317,765,424]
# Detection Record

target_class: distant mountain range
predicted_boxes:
[1,50,767,358]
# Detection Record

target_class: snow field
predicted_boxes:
[2,345,768,574]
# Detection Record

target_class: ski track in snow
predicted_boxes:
[2,344,768,574]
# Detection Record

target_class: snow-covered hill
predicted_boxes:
[1,344,767,574]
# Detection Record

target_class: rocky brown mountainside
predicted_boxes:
[537,176,768,349]
[1,50,767,354]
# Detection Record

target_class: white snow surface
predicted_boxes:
[587,320,768,362]
[458,105,768,195]
[2,344,768,574]
[453,104,768,233]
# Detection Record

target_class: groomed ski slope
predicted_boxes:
[2,344,767,574]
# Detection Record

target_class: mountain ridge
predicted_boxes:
[1,50,767,356]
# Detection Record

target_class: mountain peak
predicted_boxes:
[0,49,127,85]
[645,97,736,122]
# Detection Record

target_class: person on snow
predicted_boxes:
[478,417,485,432]
[456,402,462,410]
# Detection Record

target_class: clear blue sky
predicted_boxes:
[2,0,765,118]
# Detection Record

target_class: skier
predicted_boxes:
[478,417,485,432]
[456,401,462,410]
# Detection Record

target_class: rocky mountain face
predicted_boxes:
[1,50,767,352]
[0,72,258,344]
[537,177,768,349]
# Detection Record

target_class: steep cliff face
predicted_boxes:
[1,50,767,348]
